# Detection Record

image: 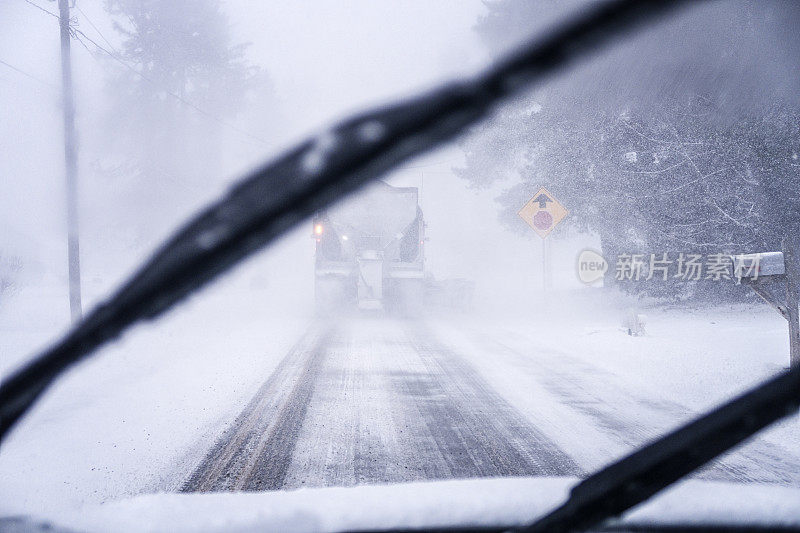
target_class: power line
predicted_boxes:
[70,29,96,56]
[74,5,116,51]
[21,0,59,20]
[0,58,58,90]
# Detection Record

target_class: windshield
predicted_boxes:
[1,1,799,530]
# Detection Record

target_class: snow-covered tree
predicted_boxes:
[458,1,800,298]
[100,0,262,240]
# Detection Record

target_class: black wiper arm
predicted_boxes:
[0,0,696,444]
[518,366,800,533]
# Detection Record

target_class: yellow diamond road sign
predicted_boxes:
[518,187,568,239]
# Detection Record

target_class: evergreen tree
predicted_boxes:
[100,0,260,241]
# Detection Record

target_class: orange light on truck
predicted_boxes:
[314,224,324,236]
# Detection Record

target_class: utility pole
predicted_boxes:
[58,0,82,322]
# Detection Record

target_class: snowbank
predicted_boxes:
[23,477,800,533]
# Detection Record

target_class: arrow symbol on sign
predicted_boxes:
[534,193,552,209]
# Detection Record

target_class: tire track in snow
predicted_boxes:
[394,323,584,478]
[469,330,800,485]
[181,324,332,492]
[183,319,583,492]
[281,321,400,488]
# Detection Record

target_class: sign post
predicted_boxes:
[782,237,800,367]
[518,187,568,291]
[733,244,800,368]
[542,238,555,290]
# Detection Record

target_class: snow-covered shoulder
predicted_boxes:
[16,477,800,533]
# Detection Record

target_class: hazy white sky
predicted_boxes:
[3,0,568,316]
[0,0,486,245]
[229,0,488,132]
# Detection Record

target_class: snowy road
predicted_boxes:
[182,320,582,492]
[182,318,800,493]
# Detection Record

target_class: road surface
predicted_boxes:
[182,318,800,492]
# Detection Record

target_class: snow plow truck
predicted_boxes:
[313,181,425,315]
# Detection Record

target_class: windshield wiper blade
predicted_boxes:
[0,0,697,444]
[517,366,800,533]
